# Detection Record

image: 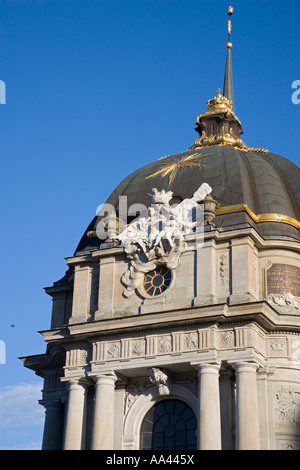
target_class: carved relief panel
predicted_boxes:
[275,387,300,426]
[217,251,230,299]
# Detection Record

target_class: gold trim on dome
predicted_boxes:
[86,204,299,239]
[194,127,269,154]
[234,146,270,154]
[216,204,300,230]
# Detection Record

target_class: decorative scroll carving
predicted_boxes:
[117,184,212,297]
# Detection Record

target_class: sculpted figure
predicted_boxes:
[117,183,212,297]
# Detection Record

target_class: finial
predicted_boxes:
[223,3,234,107]
[226,3,234,49]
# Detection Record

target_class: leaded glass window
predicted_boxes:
[141,399,197,450]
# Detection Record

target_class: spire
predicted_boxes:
[193,3,269,153]
[223,4,234,107]
[193,3,243,150]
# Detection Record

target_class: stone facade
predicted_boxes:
[22,222,300,450]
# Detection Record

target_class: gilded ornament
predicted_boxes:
[215,203,300,230]
[146,152,209,185]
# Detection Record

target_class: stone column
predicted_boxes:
[63,378,88,450]
[41,401,65,450]
[91,372,117,450]
[234,362,260,450]
[197,363,222,450]
[219,368,234,450]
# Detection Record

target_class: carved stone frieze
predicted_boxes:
[269,338,287,356]
[105,342,121,360]
[66,348,91,368]
[220,330,235,348]
[157,335,172,354]
[89,324,270,367]
[183,332,198,351]
[131,339,145,357]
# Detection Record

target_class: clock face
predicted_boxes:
[142,267,172,297]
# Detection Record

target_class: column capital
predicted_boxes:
[232,361,259,373]
[62,376,92,391]
[93,371,118,386]
[194,362,221,374]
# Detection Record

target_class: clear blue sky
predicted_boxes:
[0,0,299,450]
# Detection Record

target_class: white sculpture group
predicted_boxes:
[117,183,212,298]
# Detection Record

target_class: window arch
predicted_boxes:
[141,399,197,450]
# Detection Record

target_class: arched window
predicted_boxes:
[141,399,197,450]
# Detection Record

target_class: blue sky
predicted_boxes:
[0,0,299,450]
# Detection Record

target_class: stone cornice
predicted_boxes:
[38,300,300,346]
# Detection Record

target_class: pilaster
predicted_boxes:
[230,236,259,304]
[69,264,92,324]
[194,239,218,305]
[94,256,115,319]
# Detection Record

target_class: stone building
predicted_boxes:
[21,7,300,451]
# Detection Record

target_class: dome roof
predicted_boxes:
[75,25,300,255]
[75,144,300,254]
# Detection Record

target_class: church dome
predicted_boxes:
[75,14,300,255]
[75,143,300,255]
